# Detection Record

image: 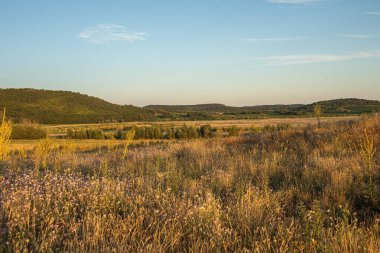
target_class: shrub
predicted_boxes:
[35,138,54,170]
[67,128,104,139]
[223,125,240,136]
[11,124,47,140]
[200,124,216,138]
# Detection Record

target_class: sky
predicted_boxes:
[0,0,380,106]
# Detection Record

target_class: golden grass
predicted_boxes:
[1,114,379,252]
[0,108,12,160]
[9,139,174,152]
[44,116,359,131]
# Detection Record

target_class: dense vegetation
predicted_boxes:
[65,125,243,140]
[66,128,105,140]
[0,114,379,252]
[10,125,47,140]
[146,98,380,120]
[0,88,155,124]
[1,88,379,124]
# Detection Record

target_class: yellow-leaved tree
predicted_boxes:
[0,108,12,161]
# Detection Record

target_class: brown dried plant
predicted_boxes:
[0,108,12,161]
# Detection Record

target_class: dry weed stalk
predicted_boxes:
[35,138,54,169]
[122,128,135,159]
[0,108,12,161]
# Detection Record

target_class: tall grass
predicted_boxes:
[0,108,12,161]
[122,128,135,159]
[0,115,379,252]
[10,124,47,140]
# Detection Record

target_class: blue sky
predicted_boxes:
[1,0,379,106]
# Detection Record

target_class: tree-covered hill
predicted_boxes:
[146,98,380,117]
[1,88,379,124]
[300,98,380,115]
[0,88,155,124]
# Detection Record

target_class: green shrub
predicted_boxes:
[11,124,47,140]
[66,128,104,139]
[223,125,240,136]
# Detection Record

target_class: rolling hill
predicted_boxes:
[1,88,379,124]
[0,88,155,124]
[145,98,380,116]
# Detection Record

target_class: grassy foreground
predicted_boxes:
[0,115,379,252]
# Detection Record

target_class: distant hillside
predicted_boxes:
[1,88,379,124]
[144,103,304,113]
[0,88,155,124]
[145,98,380,118]
[301,98,380,114]
[145,103,232,113]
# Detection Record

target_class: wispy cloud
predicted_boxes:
[257,51,380,65]
[242,36,315,42]
[79,24,148,44]
[268,0,319,4]
[343,34,373,39]
[366,12,380,16]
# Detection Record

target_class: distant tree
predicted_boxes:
[187,126,199,139]
[134,126,145,139]
[67,129,74,139]
[313,104,323,128]
[145,127,153,139]
[165,128,174,139]
[153,126,162,139]
[114,130,123,140]
[224,125,240,136]
[86,129,104,139]
[11,124,47,140]
[200,125,214,138]
[175,128,185,139]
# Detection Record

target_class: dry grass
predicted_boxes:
[45,115,359,131]
[0,108,12,161]
[0,114,379,252]
[9,139,173,152]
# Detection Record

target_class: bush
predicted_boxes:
[200,124,216,138]
[223,125,240,136]
[11,124,47,140]
[66,128,104,139]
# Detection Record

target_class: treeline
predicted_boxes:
[66,125,242,140]
[11,124,48,140]
[0,88,156,124]
[67,129,105,139]
[129,125,216,139]
[8,123,291,140]
[63,124,292,140]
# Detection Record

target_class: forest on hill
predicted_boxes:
[146,98,380,119]
[1,88,379,124]
[0,88,156,124]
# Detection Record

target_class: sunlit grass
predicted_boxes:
[0,114,379,252]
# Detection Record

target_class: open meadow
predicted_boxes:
[2,1,380,251]
[45,116,360,132]
[1,114,379,252]
[8,116,359,150]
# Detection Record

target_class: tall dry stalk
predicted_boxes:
[122,128,135,159]
[0,108,12,161]
[360,129,376,170]
[35,138,53,169]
